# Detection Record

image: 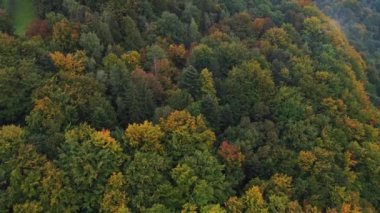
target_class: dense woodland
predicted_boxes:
[0,0,380,212]
[315,0,380,106]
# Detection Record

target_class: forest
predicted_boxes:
[315,0,380,106]
[0,0,379,212]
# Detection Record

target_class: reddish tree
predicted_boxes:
[26,19,50,39]
[218,141,244,165]
[132,69,165,101]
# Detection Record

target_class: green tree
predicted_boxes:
[0,61,43,125]
[223,60,275,122]
[200,68,217,99]
[79,32,104,59]
[179,66,200,98]
[56,125,123,211]
[158,12,186,43]
[190,44,219,73]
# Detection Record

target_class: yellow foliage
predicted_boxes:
[169,44,186,59]
[159,111,216,149]
[93,130,122,152]
[31,97,64,130]
[52,19,80,46]
[13,202,43,213]
[322,97,347,115]
[263,27,290,47]
[40,162,64,208]
[160,110,199,133]
[121,51,141,70]
[208,29,229,42]
[125,121,164,152]
[200,68,217,98]
[271,173,293,195]
[298,151,317,172]
[225,196,244,213]
[101,172,130,213]
[181,203,197,213]
[49,51,86,74]
[244,186,267,213]
[315,71,330,81]
[0,125,23,142]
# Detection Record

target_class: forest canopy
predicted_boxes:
[0,0,380,212]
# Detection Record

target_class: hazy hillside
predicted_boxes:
[0,0,379,212]
[315,0,380,105]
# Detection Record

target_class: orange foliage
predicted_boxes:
[49,51,86,73]
[341,203,361,213]
[298,151,317,172]
[343,117,365,140]
[93,130,121,152]
[294,0,312,7]
[168,44,186,59]
[252,18,273,35]
[218,141,244,165]
[52,19,80,49]
[344,151,358,168]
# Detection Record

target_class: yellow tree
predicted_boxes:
[200,68,217,100]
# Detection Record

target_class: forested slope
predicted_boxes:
[315,0,380,105]
[0,0,379,212]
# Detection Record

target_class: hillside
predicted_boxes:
[0,0,379,212]
[315,0,380,105]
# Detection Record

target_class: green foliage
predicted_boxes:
[158,11,186,43]
[56,125,123,211]
[179,66,200,98]
[0,61,43,125]
[223,60,275,122]
[79,32,103,58]
[1,0,380,212]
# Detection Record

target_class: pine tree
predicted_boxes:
[179,66,200,98]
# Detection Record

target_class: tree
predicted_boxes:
[26,19,50,39]
[101,172,131,213]
[49,50,86,73]
[187,18,201,45]
[0,10,13,34]
[190,44,219,73]
[119,16,144,50]
[124,151,171,210]
[0,61,43,125]
[158,12,186,43]
[79,32,104,59]
[125,121,164,152]
[179,66,200,98]
[0,125,65,211]
[200,68,217,99]
[56,125,123,211]
[33,0,63,16]
[223,60,275,122]
[51,18,80,51]
[159,110,216,160]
